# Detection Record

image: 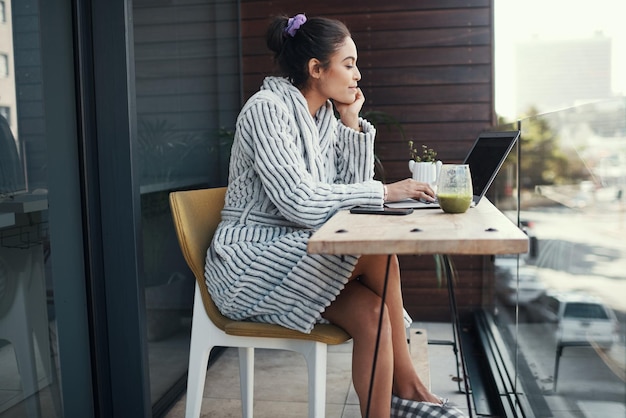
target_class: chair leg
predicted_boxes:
[303,342,326,418]
[185,341,213,418]
[239,347,254,418]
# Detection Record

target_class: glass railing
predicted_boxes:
[490,97,626,417]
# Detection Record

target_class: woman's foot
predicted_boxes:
[390,394,465,417]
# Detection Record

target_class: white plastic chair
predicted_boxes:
[169,187,351,418]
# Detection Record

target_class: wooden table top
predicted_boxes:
[308,199,528,256]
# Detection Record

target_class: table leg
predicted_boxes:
[443,254,473,417]
[364,255,392,418]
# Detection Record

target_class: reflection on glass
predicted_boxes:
[132,0,239,408]
[492,98,626,417]
[1,0,61,416]
[0,0,24,197]
[0,113,25,195]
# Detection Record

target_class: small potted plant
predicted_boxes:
[408,141,442,185]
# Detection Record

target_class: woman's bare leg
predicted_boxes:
[323,279,394,417]
[323,254,441,415]
[352,254,440,404]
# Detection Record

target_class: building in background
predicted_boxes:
[0,0,17,136]
[515,33,612,116]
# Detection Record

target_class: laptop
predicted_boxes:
[385,130,520,209]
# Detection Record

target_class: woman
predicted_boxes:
[205,13,464,418]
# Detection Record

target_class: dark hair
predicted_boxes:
[266,15,351,88]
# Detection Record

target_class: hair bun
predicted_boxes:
[266,16,289,54]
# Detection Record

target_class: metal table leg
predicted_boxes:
[365,255,393,418]
[443,254,473,417]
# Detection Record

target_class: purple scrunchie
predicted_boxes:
[285,14,307,37]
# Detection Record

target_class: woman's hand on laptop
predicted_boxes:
[385,179,435,202]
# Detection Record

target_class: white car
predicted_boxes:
[494,256,546,306]
[554,293,618,350]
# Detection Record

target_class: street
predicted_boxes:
[496,197,626,417]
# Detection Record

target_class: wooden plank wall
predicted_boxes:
[240,0,496,320]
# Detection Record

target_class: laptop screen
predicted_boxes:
[384,130,519,209]
[463,131,520,202]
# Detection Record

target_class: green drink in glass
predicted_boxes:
[436,164,473,214]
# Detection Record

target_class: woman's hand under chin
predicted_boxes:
[334,88,365,131]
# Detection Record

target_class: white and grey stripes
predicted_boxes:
[205,76,383,333]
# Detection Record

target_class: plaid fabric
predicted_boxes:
[391,394,466,417]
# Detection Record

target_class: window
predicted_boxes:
[0,54,8,77]
[0,1,6,24]
[563,302,610,320]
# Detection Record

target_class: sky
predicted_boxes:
[494,0,626,119]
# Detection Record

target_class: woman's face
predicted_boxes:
[318,37,362,104]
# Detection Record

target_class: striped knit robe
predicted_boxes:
[205,77,385,333]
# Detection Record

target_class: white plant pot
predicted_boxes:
[408,160,443,187]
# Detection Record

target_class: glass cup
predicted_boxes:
[436,164,473,213]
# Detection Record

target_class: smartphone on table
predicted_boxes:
[349,206,413,215]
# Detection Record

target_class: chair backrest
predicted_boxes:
[170,187,352,344]
[169,187,232,329]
